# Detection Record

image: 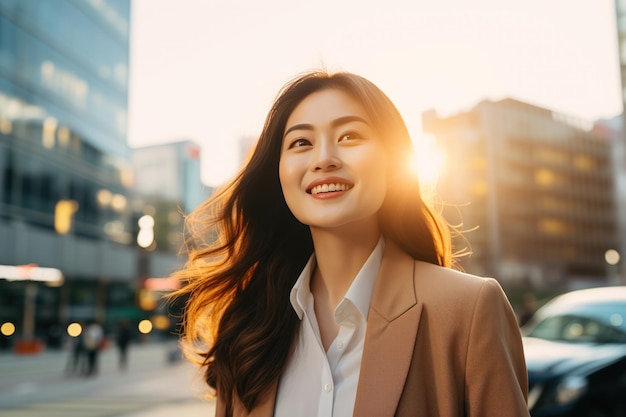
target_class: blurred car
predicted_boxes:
[521,286,626,417]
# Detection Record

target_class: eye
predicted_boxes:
[338,131,361,142]
[288,138,311,149]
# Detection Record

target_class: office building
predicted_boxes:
[0,0,183,348]
[612,0,626,283]
[132,139,210,214]
[423,98,618,290]
[132,140,212,253]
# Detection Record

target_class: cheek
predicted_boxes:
[278,157,294,190]
[364,151,389,206]
[368,174,388,207]
[278,158,307,220]
[278,156,302,208]
[279,151,309,184]
[362,146,388,181]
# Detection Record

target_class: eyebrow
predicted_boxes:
[283,115,370,138]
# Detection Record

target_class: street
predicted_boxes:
[0,341,216,416]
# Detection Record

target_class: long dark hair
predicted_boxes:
[170,71,452,413]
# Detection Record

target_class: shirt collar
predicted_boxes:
[344,236,385,320]
[289,255,316,320]
[289,236,385,321]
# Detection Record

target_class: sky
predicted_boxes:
[128,0,622,187]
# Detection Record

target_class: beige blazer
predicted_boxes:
[217,242,530,417]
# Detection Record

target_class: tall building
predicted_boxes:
[593,116,626,285]
[132,139,210,214]
[613,0,626,283]
[423,99,618,290]
[0,1,182,348]
[132,140,212,253]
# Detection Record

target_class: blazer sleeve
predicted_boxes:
[464,278,530,417]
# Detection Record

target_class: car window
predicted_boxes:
[526,302,626,343]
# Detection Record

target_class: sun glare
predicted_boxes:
[411,134,445,192]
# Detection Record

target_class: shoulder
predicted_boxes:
[412,260,508,312]
[413,260,491,290]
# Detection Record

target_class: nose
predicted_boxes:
[312,141,342,172]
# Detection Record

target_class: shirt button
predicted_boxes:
[324,383,332,392]
[337,341,344,350]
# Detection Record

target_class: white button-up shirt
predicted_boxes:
[274,237,385,417]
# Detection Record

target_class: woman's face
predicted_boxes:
[279,88,388,232]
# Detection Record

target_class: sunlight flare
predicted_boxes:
[410,134,445,192]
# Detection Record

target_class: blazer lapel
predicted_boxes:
[353,242,422,417]
[230,242,421,417]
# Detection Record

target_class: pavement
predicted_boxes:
[0,340,216,416]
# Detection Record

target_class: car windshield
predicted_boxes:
[525,302,626,344]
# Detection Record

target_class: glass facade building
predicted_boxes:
[0,1,183,348]
[0,0,132,240]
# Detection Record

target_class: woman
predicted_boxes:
[172,71,529,416]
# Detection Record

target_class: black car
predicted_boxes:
[521,286,626,417]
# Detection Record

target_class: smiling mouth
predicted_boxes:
[308,183,353,195]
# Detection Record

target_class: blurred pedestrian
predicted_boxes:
[66,326,86,376]
[116,319,131,371]
[83,320,104,377]
[171,71,530,416]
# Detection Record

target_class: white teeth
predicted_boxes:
[310,183,351,195]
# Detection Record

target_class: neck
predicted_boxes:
[309,222,381,309]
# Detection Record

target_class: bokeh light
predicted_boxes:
[152,315,170,330]
[605,249,621,266]
[137,214,155,248]
[67,322,82,337]
[138,319,153,334]
[1,322,15,336]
